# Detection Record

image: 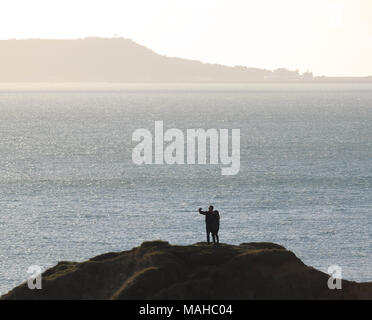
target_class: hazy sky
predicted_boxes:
[1,0,371,76]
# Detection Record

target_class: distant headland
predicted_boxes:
[0,37,371,83]
[2,241,372,300]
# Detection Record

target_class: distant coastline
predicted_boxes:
[1,38,371,83]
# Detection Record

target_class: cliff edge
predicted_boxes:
[2,241,371,300]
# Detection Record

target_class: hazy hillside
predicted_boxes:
[0,37,272,82]
[0,37,371,82]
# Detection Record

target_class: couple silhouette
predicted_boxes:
[198,206,220,244]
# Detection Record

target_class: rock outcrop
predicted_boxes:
[2,241,371,300]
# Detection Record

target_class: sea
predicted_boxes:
[0,83,371,295]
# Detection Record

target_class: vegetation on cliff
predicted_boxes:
[2,241,371,300]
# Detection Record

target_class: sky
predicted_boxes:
[0,0,371,76]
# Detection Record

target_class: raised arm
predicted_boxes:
[198,208,207,215]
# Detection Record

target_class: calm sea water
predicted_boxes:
[0,83,371,294]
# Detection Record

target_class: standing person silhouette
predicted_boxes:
[198,206,220,244]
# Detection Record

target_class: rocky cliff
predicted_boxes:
[2,241,371,300]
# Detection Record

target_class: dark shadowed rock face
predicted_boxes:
[1,241,371,300]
